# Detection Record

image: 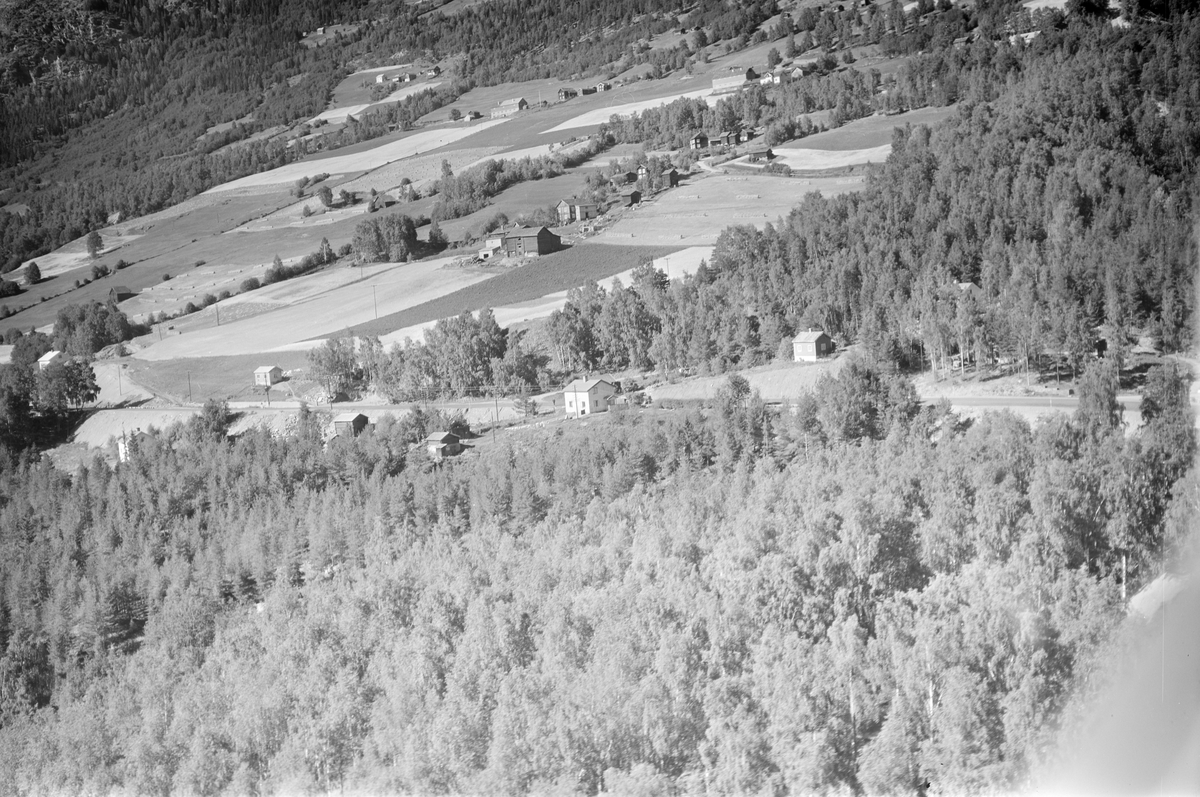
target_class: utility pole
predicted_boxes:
[187,371,192,403]
[215,303,220,326]
[373,285,378,319]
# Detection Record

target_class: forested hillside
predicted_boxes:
[0,358,1194,793]
[578,18,1200,374]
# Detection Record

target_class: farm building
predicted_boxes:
[109,286,136,303]
[37,350,65,371]
[117,429,154,463]
[595,81,611,91]
[466,110,482,120]
[403,72,417,82]
[793,330,834,362]
[739,128,755,144]
[503,226,561,257]
[581,86,597,95]
[375,73,391,83]
[555,199,574,225]
[617,189,642,207]
[563,378,618,417]
[491,97,528,118]
[333,413,369,438]
[556,199,600,225]
[715,130,738,146]
[747,147,774,163]
[254,365,283,386]
[760,72,782,86]
[666,168,681,187]
[712,68,757,94]
[426,65,441,76]
[689,132,709,150]
[425,431,463,459]
[558,88,578,101]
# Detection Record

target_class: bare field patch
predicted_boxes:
[597,173,863,245]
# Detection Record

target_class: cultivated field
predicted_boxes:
[486,245,714,330]
[124,351,317,404]
[762,144,892,171]
[327,242,680,343]
[205,121,509,193]
[646,355,848,402]
[598,172,863,245]
[131,255,497,360]
[545,87,717,133]
[435,172,594,243]
[791,106,957,151]
[308,81,445,125]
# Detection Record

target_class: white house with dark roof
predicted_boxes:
[792,329,834,362]
[563,378,618,417]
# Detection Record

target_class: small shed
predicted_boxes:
[747,147,774,163]
[333,412,369,438]
[37,350,65,371]
[618,189,642,207]
[666,168,681,187]
[425,431,463,459]
[793,329,834,362]
[109,286,136,303]
[689,132,709,150]
[563,378,618,417]
[254,365,283,386]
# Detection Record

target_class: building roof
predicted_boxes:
[37,349,63,363]
[505,226,555,240]
[563,378,615,393]
[792,329,830,343]
[498,97,526,107]
[333,412,367,424]
[424,431,460,444]
[255,365,280,374]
